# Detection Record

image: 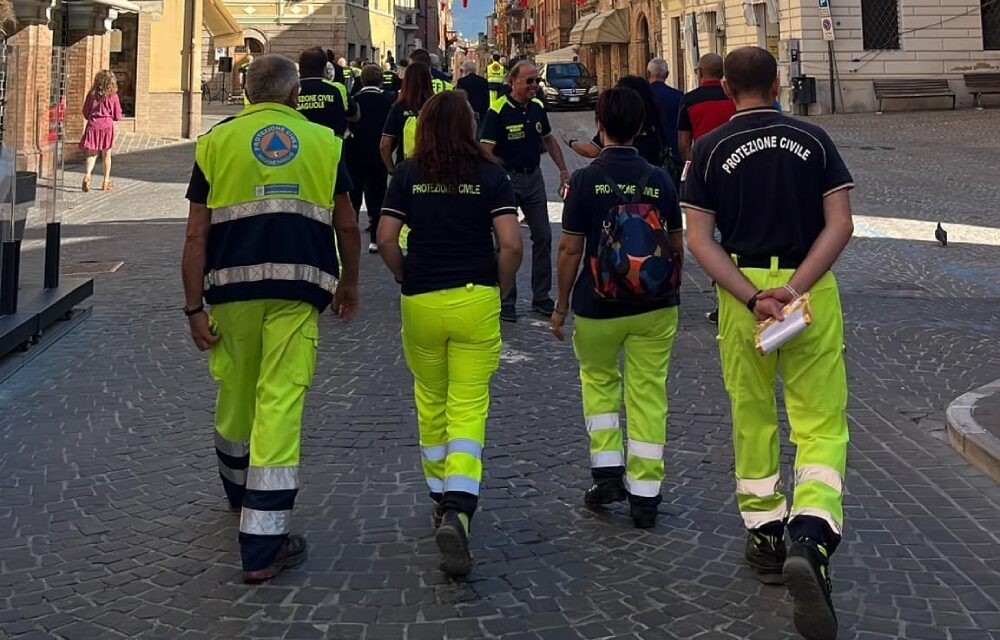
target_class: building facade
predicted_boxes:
[570,0,661,89]
[543,0,576,52]
[5,0,203,169]
[658,0,1000,112]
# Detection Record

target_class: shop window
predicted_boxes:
[109,14,138,117]
[862,0,900,50]
[983,0,1000,50]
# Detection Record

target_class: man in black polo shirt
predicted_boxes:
[481,60,570,322]
[681,47,854,640]
[296,47,360,137]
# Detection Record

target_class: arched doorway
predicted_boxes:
[635,14,651,74]
[232,34,269,96]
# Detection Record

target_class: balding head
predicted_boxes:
[723,46,778,102]
[647,57,669,82]
[509,60,538,103]
[246,54,299,106]
[696,53,724,80]
[461,61,477,76]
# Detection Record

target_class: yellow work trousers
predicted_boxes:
[209,299,319,570]
[718,262,848,551]
[572,307,678,509]
[400,284,502,517]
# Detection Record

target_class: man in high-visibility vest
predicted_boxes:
[182,54,361,583]
[486,53,505,103]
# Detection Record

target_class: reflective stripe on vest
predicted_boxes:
[206,262,338,294]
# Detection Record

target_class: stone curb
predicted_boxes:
[946,379,1000,484]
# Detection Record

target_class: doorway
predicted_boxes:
[671,16,686,91]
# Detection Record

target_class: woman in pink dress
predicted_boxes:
[80,70,122,192]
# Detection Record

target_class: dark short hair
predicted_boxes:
[298,47,327,78]
[409,48,431,66]
[724,47,777,99]
[596,87,645,143]
[361,64,382,87]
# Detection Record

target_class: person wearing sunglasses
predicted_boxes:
[480,60,571,323]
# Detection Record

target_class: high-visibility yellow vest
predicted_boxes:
[431,78,454,94]
[487,61,505,86]
[196,102,343,309]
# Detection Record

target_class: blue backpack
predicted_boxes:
[588,165,680,302]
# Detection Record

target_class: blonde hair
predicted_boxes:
[90,70,118,98]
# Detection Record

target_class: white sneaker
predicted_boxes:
[368,242,378,254]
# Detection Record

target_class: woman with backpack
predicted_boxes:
[376,91,523,577]
[550,86,684,530]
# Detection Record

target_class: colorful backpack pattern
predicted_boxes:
[588,165,680,302]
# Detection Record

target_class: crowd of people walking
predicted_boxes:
[181,44,854,640]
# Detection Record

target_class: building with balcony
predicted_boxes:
[395,0,417,60]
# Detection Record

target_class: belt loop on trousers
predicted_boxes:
[730,253,740,267]
[769,256,779,276]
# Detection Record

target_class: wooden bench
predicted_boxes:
[873,78,956,113]
[963,72,1000,109]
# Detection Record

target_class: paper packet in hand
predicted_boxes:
[754,294,813,356]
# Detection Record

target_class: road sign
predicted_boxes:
[821,16,836,40]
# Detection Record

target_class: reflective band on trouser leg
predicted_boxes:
[622,308,677,501]
[441,285,501,516]
[781,274,848,550]
[209,301,267,509]
[239,300,318,572]
[718,273,786,531]
[573,315,628,479]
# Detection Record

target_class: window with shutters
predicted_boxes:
[862,0,901,50]
[983,0,1000,50]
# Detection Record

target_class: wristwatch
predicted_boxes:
[183,304,205,317]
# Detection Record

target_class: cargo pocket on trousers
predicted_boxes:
[291,322,320,388]
[208,340,232,384]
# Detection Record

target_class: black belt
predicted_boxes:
[733,255,802,269]
[505,166,537,175]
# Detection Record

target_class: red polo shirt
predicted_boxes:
[677,79,737,140]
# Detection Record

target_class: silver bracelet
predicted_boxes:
[784,283,800,298]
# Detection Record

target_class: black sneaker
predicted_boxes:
[500,307,518,323]
[746,530,787,585]
[242,534,308,583]
[531,298,556,315]
[630,504,657,529]
[435,510,472,577]
[783,537,838,640]
[584,479,626,509]
[706,308,719,324]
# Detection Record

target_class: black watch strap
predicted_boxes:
[746,290,763,312]
[184,304,205,317]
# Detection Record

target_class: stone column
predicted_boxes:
[63,3,119,164]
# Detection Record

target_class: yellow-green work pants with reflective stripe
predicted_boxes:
[718,264,848,551]
[400,284,501,517]
[572,307,678,508]
[208,299,319,571]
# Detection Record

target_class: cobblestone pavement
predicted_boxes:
[2,109,1000,640]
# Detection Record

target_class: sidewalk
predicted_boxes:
[948,380,1000,483]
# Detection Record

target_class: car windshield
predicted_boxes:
[548,63,588,78]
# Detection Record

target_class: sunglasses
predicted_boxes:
[525,77,539,85]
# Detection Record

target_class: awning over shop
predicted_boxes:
[535,45,579,64]
[204,0,244,48]
[570,9,630,45]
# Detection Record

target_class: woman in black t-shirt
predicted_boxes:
[551,87,683,530]
[376,91,523,578]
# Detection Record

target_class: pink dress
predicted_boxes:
[80,93,122,152]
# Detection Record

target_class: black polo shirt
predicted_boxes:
[381,159,517,296]
[680,108,854,262]
[346,87,394,167]
[562,147,682,319]
[588,125,664,166]
[481,95,552,170]
[382,102,421,163]
[297,77,359,137]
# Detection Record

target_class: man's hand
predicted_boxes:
[559,169,570,184]
[758,287,793,305]
[334,283,359,321]
[550,310,567,341]
[189,312,220,351]
[753,297,786,322]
